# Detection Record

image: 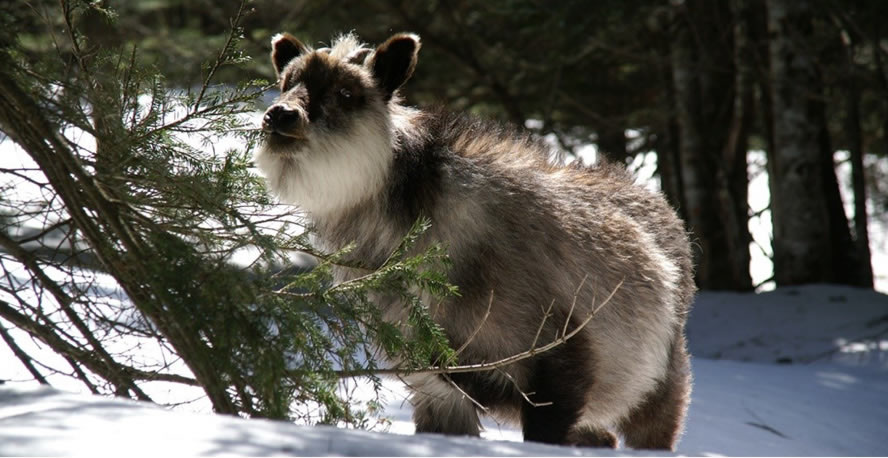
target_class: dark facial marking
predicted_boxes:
[279,53,369,129]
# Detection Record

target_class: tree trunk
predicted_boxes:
[846,84,872,286]
[843,40,874,288]
[670,1,753,291]
[766,0,859,286]
[657,59,686,222]
[722,0,755,290]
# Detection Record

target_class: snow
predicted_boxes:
[0,385,594,457]
[683,358,888,456]
[687,285,888,368]
[2,284,887,456]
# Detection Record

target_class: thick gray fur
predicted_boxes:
[255,32,695,450]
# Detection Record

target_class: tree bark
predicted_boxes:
[766,0,860,286]
[723,0,755,290]
[657,58,686,221]
[843,39,874,288]
[846,88,872,286]
[670,1,753,291]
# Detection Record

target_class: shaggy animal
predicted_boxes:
[254,32,695,450]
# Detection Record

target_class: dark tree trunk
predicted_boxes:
[766,0,860,286]
[846,82,873,287]
[842,37,874,288]
[657,59,686,222]
[669,0,753,291]
[722,0,755,289]
[0,69,239,416]
[818,105,860,286]
[767,0,831,285]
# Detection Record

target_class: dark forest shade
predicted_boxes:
[11,0,883,290]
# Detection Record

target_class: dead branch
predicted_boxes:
[0,322,49,384]
[331,278,623,379]
[530,298,556,352]
[563,273,589,337]
[0,298,199,388]
[443,373,489,413]
[0,231,151,400]
[497,368,552,408]
[192,0,249,114]
[452,290,494,358]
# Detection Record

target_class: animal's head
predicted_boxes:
[255,32,421,216]
[262,32,419,146]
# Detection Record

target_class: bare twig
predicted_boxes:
[331,279,623,378]
[192,0,249,113]
[443,374,489,413]
[530,299,556,352]
[563,273,589,337]
[0,231,151,400]
[497,368,552,408]
[0,298,199,388]
[453,290,494,358]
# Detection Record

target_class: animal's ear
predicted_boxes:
[368,33,420,101]
[271,33,309,77]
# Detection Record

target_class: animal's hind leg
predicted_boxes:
[409,375,481,436]
[521,392,583,445]
[618,333,692,450]
[521,338,616,447]
[566,425,618,448]
[523,394,617,448]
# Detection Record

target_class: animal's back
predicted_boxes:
[417,109,694,315]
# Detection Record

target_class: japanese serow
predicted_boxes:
[254,32,695,450]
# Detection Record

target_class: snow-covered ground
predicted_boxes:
[2,284,887,456]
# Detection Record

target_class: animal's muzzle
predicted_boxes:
[262,104,308,136]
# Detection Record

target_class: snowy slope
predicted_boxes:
[0,385,640,457]
[684,358,887,456]
[2,285,887,456]
[687,285,888,368]
[2,358,885,456]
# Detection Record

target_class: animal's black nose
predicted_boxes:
[263,105,303,130]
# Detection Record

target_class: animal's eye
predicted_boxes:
[339,88,352,99]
